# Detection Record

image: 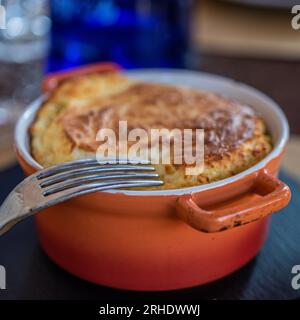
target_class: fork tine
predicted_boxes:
[41,172,160,194]
[0,158,164,237]
[43,179,163,197]
[39,165,156,187]
[37,158,151,179]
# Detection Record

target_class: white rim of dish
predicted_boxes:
[15,69,289,196]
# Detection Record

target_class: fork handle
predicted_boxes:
[0,189,31,236]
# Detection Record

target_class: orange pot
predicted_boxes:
[15,64,291,291]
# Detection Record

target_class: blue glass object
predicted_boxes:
[48,0,194,71]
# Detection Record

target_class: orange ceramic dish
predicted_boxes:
[15,63,291,291]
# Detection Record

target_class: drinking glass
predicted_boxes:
[48,0,195,71]
[0,0,50,166]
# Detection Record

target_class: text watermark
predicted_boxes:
[0,265,6,290]
[291,5,300,30]
[291,265,300,290]
[95,121,204,175]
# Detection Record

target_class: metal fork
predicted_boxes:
[0,158,163,236]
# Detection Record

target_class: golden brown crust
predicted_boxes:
[30,72,272,189]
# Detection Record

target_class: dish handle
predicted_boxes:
[42,62,121,93]
[176,170,291,233]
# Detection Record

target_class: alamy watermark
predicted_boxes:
[95,121,204,175]
[291,265,300,290]
[0,265,6,290]
[291,5,300,30]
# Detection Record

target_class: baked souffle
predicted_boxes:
[30,72,272,189]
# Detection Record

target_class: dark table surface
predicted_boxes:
[1,54,300,300]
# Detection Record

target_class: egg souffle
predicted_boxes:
[30,72,272,189]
